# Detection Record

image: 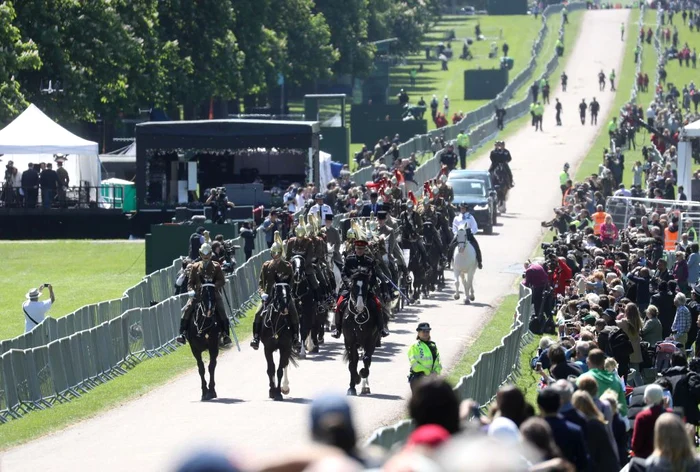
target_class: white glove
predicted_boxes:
[187,290,196,297]
[262,293,269,302]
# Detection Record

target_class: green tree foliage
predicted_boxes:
[2,0,436,124]
[0,1,41,123]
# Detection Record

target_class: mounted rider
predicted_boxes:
[400,196,429,263]
[450,202,483,269]
[177,242,233,347]
[250,232,300,350]
[377,211,407,280]
[332,226,389,339]
[307,214,332,302]
[419,194,445,261]
[284,216,321,299]
[488,140,514,188]
[437,174,454,203]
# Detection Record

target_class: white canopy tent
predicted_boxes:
[678,118,700,201]
[319,150,333,190]
[0,104,100,187]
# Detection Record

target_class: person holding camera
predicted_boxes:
[22,284,55,333]
[206,187,235,224]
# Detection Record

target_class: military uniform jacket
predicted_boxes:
[437,184,453,202]
[401,211,423,240]
[390,187,402,201]
[56,167,70,187]
[343,253,377,284]
[188,260,226,295]
[377,224,398,254]
[325,226,343,264]
[259,259,293,296]
[310,236,326,263]
[421,204,436,224]
[286,237,313,270]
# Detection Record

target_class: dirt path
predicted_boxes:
[0,9,630,472]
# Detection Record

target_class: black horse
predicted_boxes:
[260,283,299,400]
[490,162,512,213]
[342,276,380,396]
[422,221,443,291]
[290,255,320,356]
[186,283,220,401]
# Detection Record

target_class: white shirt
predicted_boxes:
[614,188,632,197]
[295,194,305,209]
[452,212,478,234]
[309,203,333,221]
[22,299,52,333]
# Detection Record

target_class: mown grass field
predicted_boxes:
[0,241,145,341]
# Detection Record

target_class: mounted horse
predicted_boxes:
[260,283,299,400]
[291,254,322,357]
[342,275,380,396]
[185,283,220,401]
[452,227,478,303]
[400,214,428,303]
[490,162,512,213]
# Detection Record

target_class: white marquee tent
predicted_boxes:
[0,104,101,187]
[678,118,700,199]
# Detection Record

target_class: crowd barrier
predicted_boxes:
[0,231,270,421]
[364,285,533,449]
[349,2,587,186]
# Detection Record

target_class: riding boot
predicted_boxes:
[250,305,263,350]
[176,318,188,344]
[373,300,389,337]
[219,316,233,348]
[468,234,483,269]
[332,300,344,338]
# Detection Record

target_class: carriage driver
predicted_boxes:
[332,238,390,339]
[450,203,483,269]
[250,241,301,350]
[177,243,233,347]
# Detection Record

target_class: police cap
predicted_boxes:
[416,322,432,332]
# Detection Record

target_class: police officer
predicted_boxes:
[579,99,587,125]
[308,193,333,221]
[559,163,570,195]
[456,129,470,169]
[250,239,300,350]
[488,141,514,188]
[555,98,563,126]
[590,97,600,125]
[560,71,568,92]
[440,144,458,173]
[332,237,389,339]
[177,243,233,347]
[450,203,482,269]
[408,322,442,391]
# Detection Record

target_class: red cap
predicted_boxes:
[406,424,450,449]
[604,259,615,268]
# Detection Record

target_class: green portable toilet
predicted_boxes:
[100,178,136,212]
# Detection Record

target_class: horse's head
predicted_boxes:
[290,255,305,283]
[422,221,434,238]
[272,282,291,312]
[456,227,468,252]
[349,275,370,312]
[200,283,217,317]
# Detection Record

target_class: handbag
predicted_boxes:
[23,307,41,327]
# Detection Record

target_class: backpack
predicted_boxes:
[607,327,634,358]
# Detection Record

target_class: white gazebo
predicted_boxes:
[0,104,101,187]
[678,119,700,200]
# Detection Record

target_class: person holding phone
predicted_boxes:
[22,284,55,333]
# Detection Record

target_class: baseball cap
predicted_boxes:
[406,424,450,449]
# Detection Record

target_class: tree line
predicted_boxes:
[0,0,439,126]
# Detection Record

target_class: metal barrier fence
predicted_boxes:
[0,245,272,421]
[0,229,268,359]
[349,2,587,186]
[364,285,533,449]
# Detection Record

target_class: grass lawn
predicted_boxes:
[0,241,145,341]
[0,302,257,450]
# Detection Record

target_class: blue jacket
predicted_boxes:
[544,415,590,472]
[688,252,700,286]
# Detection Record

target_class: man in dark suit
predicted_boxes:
[551,380,588,436]
[361,191,383,217]
[20,162,39,208]
[538,387,590,472]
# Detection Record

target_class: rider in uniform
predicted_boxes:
[332,234,389,339]
[488,140,514,188]
[449,203,483,269]
[437,175,454,203]
[400,200,429,263]
[308,215,330,302]
[285,216,321,299]
[250,236,300,350]
[177,243,233,347]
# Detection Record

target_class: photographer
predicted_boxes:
[523,260,550,320]
[206,187,235,224]
[175,258,192,295]
[22,284,55,333]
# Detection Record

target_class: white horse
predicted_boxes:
[452,227,478,303]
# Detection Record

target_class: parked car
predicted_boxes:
[459,6,476,15]
[448,170,498,226]
[446,177,495,235]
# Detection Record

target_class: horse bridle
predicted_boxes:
[347,279,370,326]
[263,283,292,337]
[194,283,217,336]
[290,256,310,298]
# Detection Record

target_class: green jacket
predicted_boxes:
[608,120,618,132]
[534,104,544,116]
[457,133,470,148]
[559,171,570,186]
[408,340,442,375]
[577,368,628,415]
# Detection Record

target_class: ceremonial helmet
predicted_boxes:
[309,213,320,236]
[305,215,315,236]
[199,242,213,262]
[271,231,285,259]
[295,216,307,237]
[346,228,356,242]
[391,176,398,185]
[406,200,415,210]
[440,174,448,183]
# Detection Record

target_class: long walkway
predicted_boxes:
[0,9,630,472]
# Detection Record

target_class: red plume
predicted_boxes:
[408,191,417,206]
[423,181,434,199]
[394,169,405,185]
